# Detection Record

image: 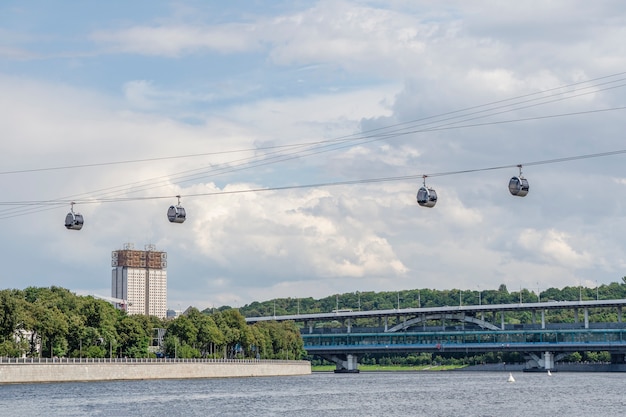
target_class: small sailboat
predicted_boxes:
[507,372,515,383]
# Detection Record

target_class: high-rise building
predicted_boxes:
[111,243,167,319]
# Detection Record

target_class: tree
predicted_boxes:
[186,308,224,357]
[167,315,198,347]
[117,315,149,358]
[31,304,69,357]
[213,309,253,358]
[0,290,19,340]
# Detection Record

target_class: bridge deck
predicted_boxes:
[246,299,626,324]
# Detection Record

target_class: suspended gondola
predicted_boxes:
[65,202,84,230]
[417,176,437,208]
[509,165,529,197]
[167,195,186,223]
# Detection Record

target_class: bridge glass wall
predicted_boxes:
[302,329,626,349]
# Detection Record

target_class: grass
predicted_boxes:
[312,364,467,372]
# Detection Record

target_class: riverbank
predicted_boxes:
[455,362,626,372]
[312,362,626,372]
[0,358,311,384]
[312,364,465,372]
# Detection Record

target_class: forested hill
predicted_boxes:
[222,279,626,318]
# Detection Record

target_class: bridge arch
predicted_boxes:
[387,313,500,332]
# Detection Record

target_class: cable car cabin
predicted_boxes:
[64,211,84,230]
[167,205,186,223]
[417,186,437,208]
[508,176,529,197]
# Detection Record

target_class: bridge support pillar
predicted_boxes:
[323,354,360,373]
[543,351,554,370]
[524,351,556,371]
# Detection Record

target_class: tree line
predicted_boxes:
[229,279,626,366]
[0,286,305,360]
[233,279,626,327]
[3,281,626,363]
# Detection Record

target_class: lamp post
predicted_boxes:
[537,282,540,303]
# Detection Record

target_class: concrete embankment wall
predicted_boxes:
[455,363,626,372]
[0,359,311,384]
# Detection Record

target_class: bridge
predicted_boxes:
[246,299,626,372]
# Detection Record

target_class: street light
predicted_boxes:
[537,282,541,303]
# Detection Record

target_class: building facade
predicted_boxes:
[111,243,167,319]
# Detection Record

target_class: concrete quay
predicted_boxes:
[0,358,311,384]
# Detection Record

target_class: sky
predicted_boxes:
[1,1,626,312]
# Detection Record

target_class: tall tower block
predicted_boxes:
[111,243,167,319]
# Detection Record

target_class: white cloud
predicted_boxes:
[91,24,261,56]
[517,229,593,269]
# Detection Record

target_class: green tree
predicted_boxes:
[117,315,150,358]
[186,308,224,357]
[213,309,253,358]
[167,315,198,347]
[0,290,19,340]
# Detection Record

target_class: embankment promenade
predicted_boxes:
[0,357,311,384]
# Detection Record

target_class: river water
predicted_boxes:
[1,371,623,416]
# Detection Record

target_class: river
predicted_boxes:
[1,371,623,416]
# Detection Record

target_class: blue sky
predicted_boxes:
[2,1,626,311]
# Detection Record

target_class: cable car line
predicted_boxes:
[1,103,625,223]
[2,73,626,223]
[2,72,625,177]
[0,145,307,176]
[353,78,626,142]
[51,104,626,201]
[1,103,625,220]
[3,147,626,211]
[2,77,624,209]
[0,103,619,224]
